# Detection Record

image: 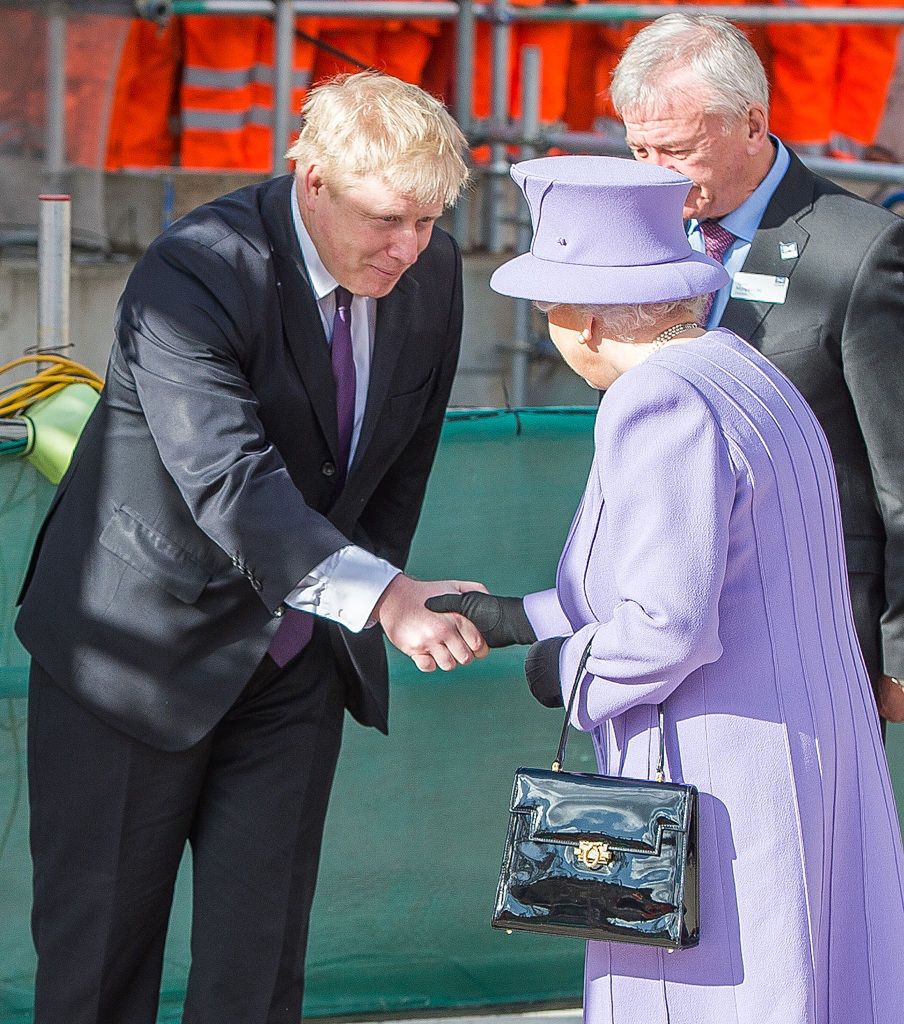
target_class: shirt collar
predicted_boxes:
[290,178,338,301]
[688,135,790,243]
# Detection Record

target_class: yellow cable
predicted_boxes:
[0,355,104,420]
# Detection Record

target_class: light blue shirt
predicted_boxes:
[687,137,791,327]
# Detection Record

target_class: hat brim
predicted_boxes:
[490,251,730,306]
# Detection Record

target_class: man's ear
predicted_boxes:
[299,163,326,209]
[746,104,769,154]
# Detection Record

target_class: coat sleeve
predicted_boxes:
[841,216,904,679]
[557,364,736,730]
[523,588,573,639]
[116,233,351,613]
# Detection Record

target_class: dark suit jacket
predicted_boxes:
[16,174,463,751]
[719,151,904,680]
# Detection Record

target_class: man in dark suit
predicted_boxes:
[610,14,904,723]
[15,72,488,1024]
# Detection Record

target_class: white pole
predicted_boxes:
[37,195,71,353]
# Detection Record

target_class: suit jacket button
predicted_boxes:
[274,604,285,617]
[321,460,336,477]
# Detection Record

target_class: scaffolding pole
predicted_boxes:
[509,45,541,408]
[37,196,72,354]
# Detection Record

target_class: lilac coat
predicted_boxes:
[524,329,904,1024]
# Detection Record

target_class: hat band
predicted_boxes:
[528,248,700,271]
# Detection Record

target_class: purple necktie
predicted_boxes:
[700,220,735,324]
[267,285,356,668]
[330,285,356,484]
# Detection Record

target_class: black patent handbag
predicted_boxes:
[492,640,700,949]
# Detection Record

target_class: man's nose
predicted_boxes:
[387,227,420,265]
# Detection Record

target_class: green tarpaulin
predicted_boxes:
[1,408,902,1022]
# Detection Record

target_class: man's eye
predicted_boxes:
[630,147,647,159]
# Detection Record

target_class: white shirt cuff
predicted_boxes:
[284,545,401,633]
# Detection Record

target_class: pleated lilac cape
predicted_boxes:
[523,329,904,1024]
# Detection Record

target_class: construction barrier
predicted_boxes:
[0,408,902,1022]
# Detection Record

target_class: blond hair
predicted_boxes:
[286,72,469,207]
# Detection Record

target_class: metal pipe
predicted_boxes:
[37,195,71,353]
[451,0,475,247]
[171,1,467,16]
[272,0,295,176]
[509,45,540,407]
[484,0,510,253]
[164,1,904,24]
[45,4,67,187]
[508,3,904,24]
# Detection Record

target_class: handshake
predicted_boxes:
[373,576,564,706]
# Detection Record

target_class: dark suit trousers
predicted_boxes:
[849,568,884,705]
[27,633,345,1024]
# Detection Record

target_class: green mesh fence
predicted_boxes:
[1,408,903,1023]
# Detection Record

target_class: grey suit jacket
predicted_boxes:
[719,151,904,679]
[16,174,463,750]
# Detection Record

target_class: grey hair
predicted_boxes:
[535,297,709,342]
[610,13,769,125]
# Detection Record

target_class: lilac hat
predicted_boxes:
[490,156,729,305]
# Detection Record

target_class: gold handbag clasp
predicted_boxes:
[575,840,613,869]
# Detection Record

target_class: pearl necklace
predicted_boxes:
[649,322,699,353]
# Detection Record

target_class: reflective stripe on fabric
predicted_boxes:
[182,105,274,131]
[183,64,311,90]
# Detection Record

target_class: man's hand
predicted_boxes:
[878,674,904,723]
[374,575,490,672]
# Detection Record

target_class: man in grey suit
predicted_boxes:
[16,73,488,1024]
[611,13,904,724]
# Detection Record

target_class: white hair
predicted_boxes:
[610,13,769,125]
[286,72,469,207]
[536,297,709,342]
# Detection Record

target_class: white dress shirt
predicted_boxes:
[687,136,791,327]
[282,182,400,631]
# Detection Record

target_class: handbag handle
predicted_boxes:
[551,637,666,784]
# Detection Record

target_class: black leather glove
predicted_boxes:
[424,592,537,647]
[524,636,567,708]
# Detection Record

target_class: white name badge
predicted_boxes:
[730,272,789,304]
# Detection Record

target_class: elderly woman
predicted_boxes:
[431,157,904,1022]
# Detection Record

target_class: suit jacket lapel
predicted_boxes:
[352,273,418,472]
[719,152,814,344]
[261,178,340,461]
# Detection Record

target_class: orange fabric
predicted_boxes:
[180,14,319,171]
[312,18,440,85]
[311,23,378,79]
[378,26,436,86]
[768,0,901,147]
[472,18,574,123]
[105,19,181,170]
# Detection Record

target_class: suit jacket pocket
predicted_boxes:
[99,506,212,604]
